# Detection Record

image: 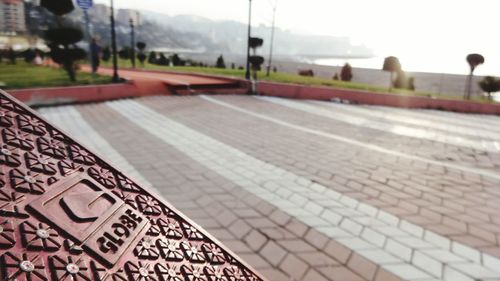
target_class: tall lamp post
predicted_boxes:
[110,0,119,82]
[130,18,136,68]
[266,0,277,77]
[245,0,252,80]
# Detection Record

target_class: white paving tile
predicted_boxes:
[412,251,443,278]
[358,249,403,264]
[385,239,413,261]
[384,264,432,280]
[420,249,467,263]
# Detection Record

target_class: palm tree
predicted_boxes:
[465,54,485,99]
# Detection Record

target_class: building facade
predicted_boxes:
[116,9,141,26]
[89,3,110,23]
[0,0,26,35]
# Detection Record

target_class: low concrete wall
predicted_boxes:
[257,81,500,115]
[7,81,168,106]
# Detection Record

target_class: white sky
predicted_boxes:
[94,0,500,75]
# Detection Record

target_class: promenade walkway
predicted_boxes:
[39,95,500,281]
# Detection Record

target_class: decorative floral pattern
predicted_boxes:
[2,128,34,150]
[1,252,47,281]
[125,261,157,281]
[20,220,61,251]
[157,238,184,261]
[68,144,96,165]
[136,194,162,216]
[0,218,16,248]
[181,265,207,281]
[49,255,91,281]
[88,167,117,189]
[36,137,66,159]
[0,189,27,217]
[182,222,204,240]
[134,236,159,260]
[205,266,229,281]
[155,264,183,281]
[0,144,21,167]
[10,169,45,194]
[181,242,206,263]
[25,152,57,175]
[17,114,47,136]
[202,243,227,265]
[0,108,14,127]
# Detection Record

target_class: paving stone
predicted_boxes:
[278,239,317,253]
[324,240,353,264]
[258,268,291,281]
[347,253,378,281]
[317,266,365,281]
[260,241,288,267]
[228,219,253,239]
[298,252,340,267]
[279,254,309,280]
[302,269,330,281]
[244,230,268,251]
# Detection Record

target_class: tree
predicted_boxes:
[382,56,401,91]
[249,37,264,49]
[136,42,147,67]
[465,53,485,99]
[148,51,157,64]
[101,46,111,62]
[44,27,86,81]
[478,76,500,100]
[171,54,183,66]
[340,63,353,82]
[118,47,131,60]
[157,53,169,66]
[22,48,36,63]
[41,0,85,82]
[216,55,226,69]
[40,0,74,16]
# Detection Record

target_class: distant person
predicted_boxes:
[7,48,15,64]
[90,38,102,73]
[34,51,43,65]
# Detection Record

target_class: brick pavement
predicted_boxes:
[40,102,398,281]
[260,97,500,154]
[38,95,500,281]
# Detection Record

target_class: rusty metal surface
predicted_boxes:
[0,90,265,281]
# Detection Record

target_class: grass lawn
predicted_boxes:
[104,59,496,103]
[0,61,111,90]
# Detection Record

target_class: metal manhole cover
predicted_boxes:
[0,89,265,281]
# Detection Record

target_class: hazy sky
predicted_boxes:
[95,0,500,75]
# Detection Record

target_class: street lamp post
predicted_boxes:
[110,0,119,82]
[266,1,277,77]
[130,18,136,69]
[245,0,252,80]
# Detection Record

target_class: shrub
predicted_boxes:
[101,46,111,62]
[478,76,500,100]
[44,27,85,81]
[148,51,157,64]
[157,53,169,66]
[340,63,353,82]
[216,55,226,69]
